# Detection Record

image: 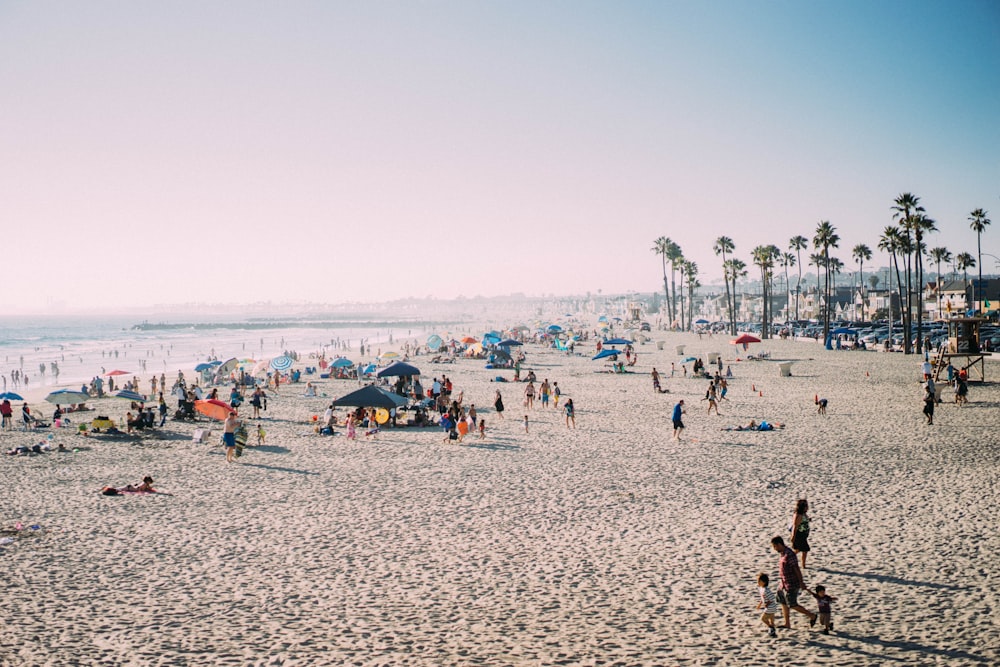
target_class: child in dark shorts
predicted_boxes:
[806,585,836,633]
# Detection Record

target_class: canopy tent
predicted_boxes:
[426,334,444,351]
[376,361,421,378]
[329,385,408,409]
[603,337,633,346]
[592,349,621,361]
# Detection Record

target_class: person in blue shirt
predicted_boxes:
[672,400,686,441]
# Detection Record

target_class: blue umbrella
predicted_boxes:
[592,349,621,361]
[603,337,633,345]
[680,356,698,364]
[482,332,501,345]
[194,362,214,372]
[209,360,222,366]
[114,390,147,403]
[831,327,855,335]
[0,392,24,401]
[695,319,709,324]
[360,363,377,376]
[547,324,563,333]
[270,356,294,371]
[497,339,522,347]
[331,358,355,368]
[598,315,608,323]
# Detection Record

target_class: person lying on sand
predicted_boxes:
[721,420,784,431]
[101,476,164,495]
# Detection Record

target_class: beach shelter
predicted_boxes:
[426,334,444,351]
[329,385,408,409]
[45,389,90,405]
[330,358,355,368]
[496,338,522,347]
[194,399,236,421]
[592,349,621,361]
[603,337,634,346]
[360,363,377,376]
[114,390,147,403]
[270,356,294,371]
[730,333,761,345]
[376,361,421,378]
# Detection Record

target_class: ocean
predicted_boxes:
[0,314,445,394]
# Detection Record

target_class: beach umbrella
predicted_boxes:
[376,361,421,378]
[680,356,698,364]
[695,319,709,324]
[592,349,621,361]
[379,351,400,360]
[831,327,855,335]
[45,389,90,405]
[482,332,501,345]
[250,360,271,376]
[427,334,444,351]
[114,390,147,403]
[329,385,408,409]
[603,337,633,345]
[730,333,761,345]
[0,392,24,401]
[216,358,238,376]
[270,356,294,371]
[208,360,222,367]
[104,369,130,377]
[360,363,376,376]
[460,336,478,344]
[331,358,355,368]
[547,324,563,333]
[598,315,608,323]
[497,338,522,347]
[194,398,236,421]
[194,362,214,372]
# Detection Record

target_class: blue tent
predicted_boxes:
[592,349,621,361]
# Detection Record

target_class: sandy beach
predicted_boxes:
[2,330,999,666]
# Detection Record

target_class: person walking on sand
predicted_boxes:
[770,536,818,629]
[756,573,779,637]
[564,398,575,429]
[804,585,837,634]
[922,382,935,425]
[703,381,720,415]
[223,411,238,463]
[523,414,529,434]
[524,380,535,410]
[553,382,561,407]
[671,400,685,441]
[493,389,505,420]
[790,498,811,569]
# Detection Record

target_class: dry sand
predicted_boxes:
[2,332,999,666]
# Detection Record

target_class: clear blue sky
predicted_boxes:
[1,0,997,311]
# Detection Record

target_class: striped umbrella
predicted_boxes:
[270,356,294,371]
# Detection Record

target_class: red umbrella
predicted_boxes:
[730,333,761,345]
[194,399,236,421]
[104,369,131,376]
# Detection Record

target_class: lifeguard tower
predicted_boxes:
[933,317,991,382]
[626,301,643,322]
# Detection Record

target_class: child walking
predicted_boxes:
[757,573,778,637]
[523,414,529,434]
[805,585,837,634]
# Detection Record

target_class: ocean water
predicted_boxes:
[0,314,438,393]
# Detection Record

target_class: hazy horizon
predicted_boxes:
[2,1,997,311]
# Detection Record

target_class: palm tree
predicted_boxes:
[969,208,991,313]
[725,258,747,327]
[809,252,825,320]
[892,193,924,354]
[714,237,736,334]
[789,235,808,321]
[852,244,872,322]
[928,247,952,318]
[781,252,795,325]
[683,260,700,330]
[879,226,904,345]
[667,241,685,330]
[956,251,976,284]
[652,237,674,325]
[812,221,839,343]
[752,245,778,338]
[911,213,937,352]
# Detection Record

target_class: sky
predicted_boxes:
[1,0,998,312]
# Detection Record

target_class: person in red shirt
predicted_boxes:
[771,536,818,629]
